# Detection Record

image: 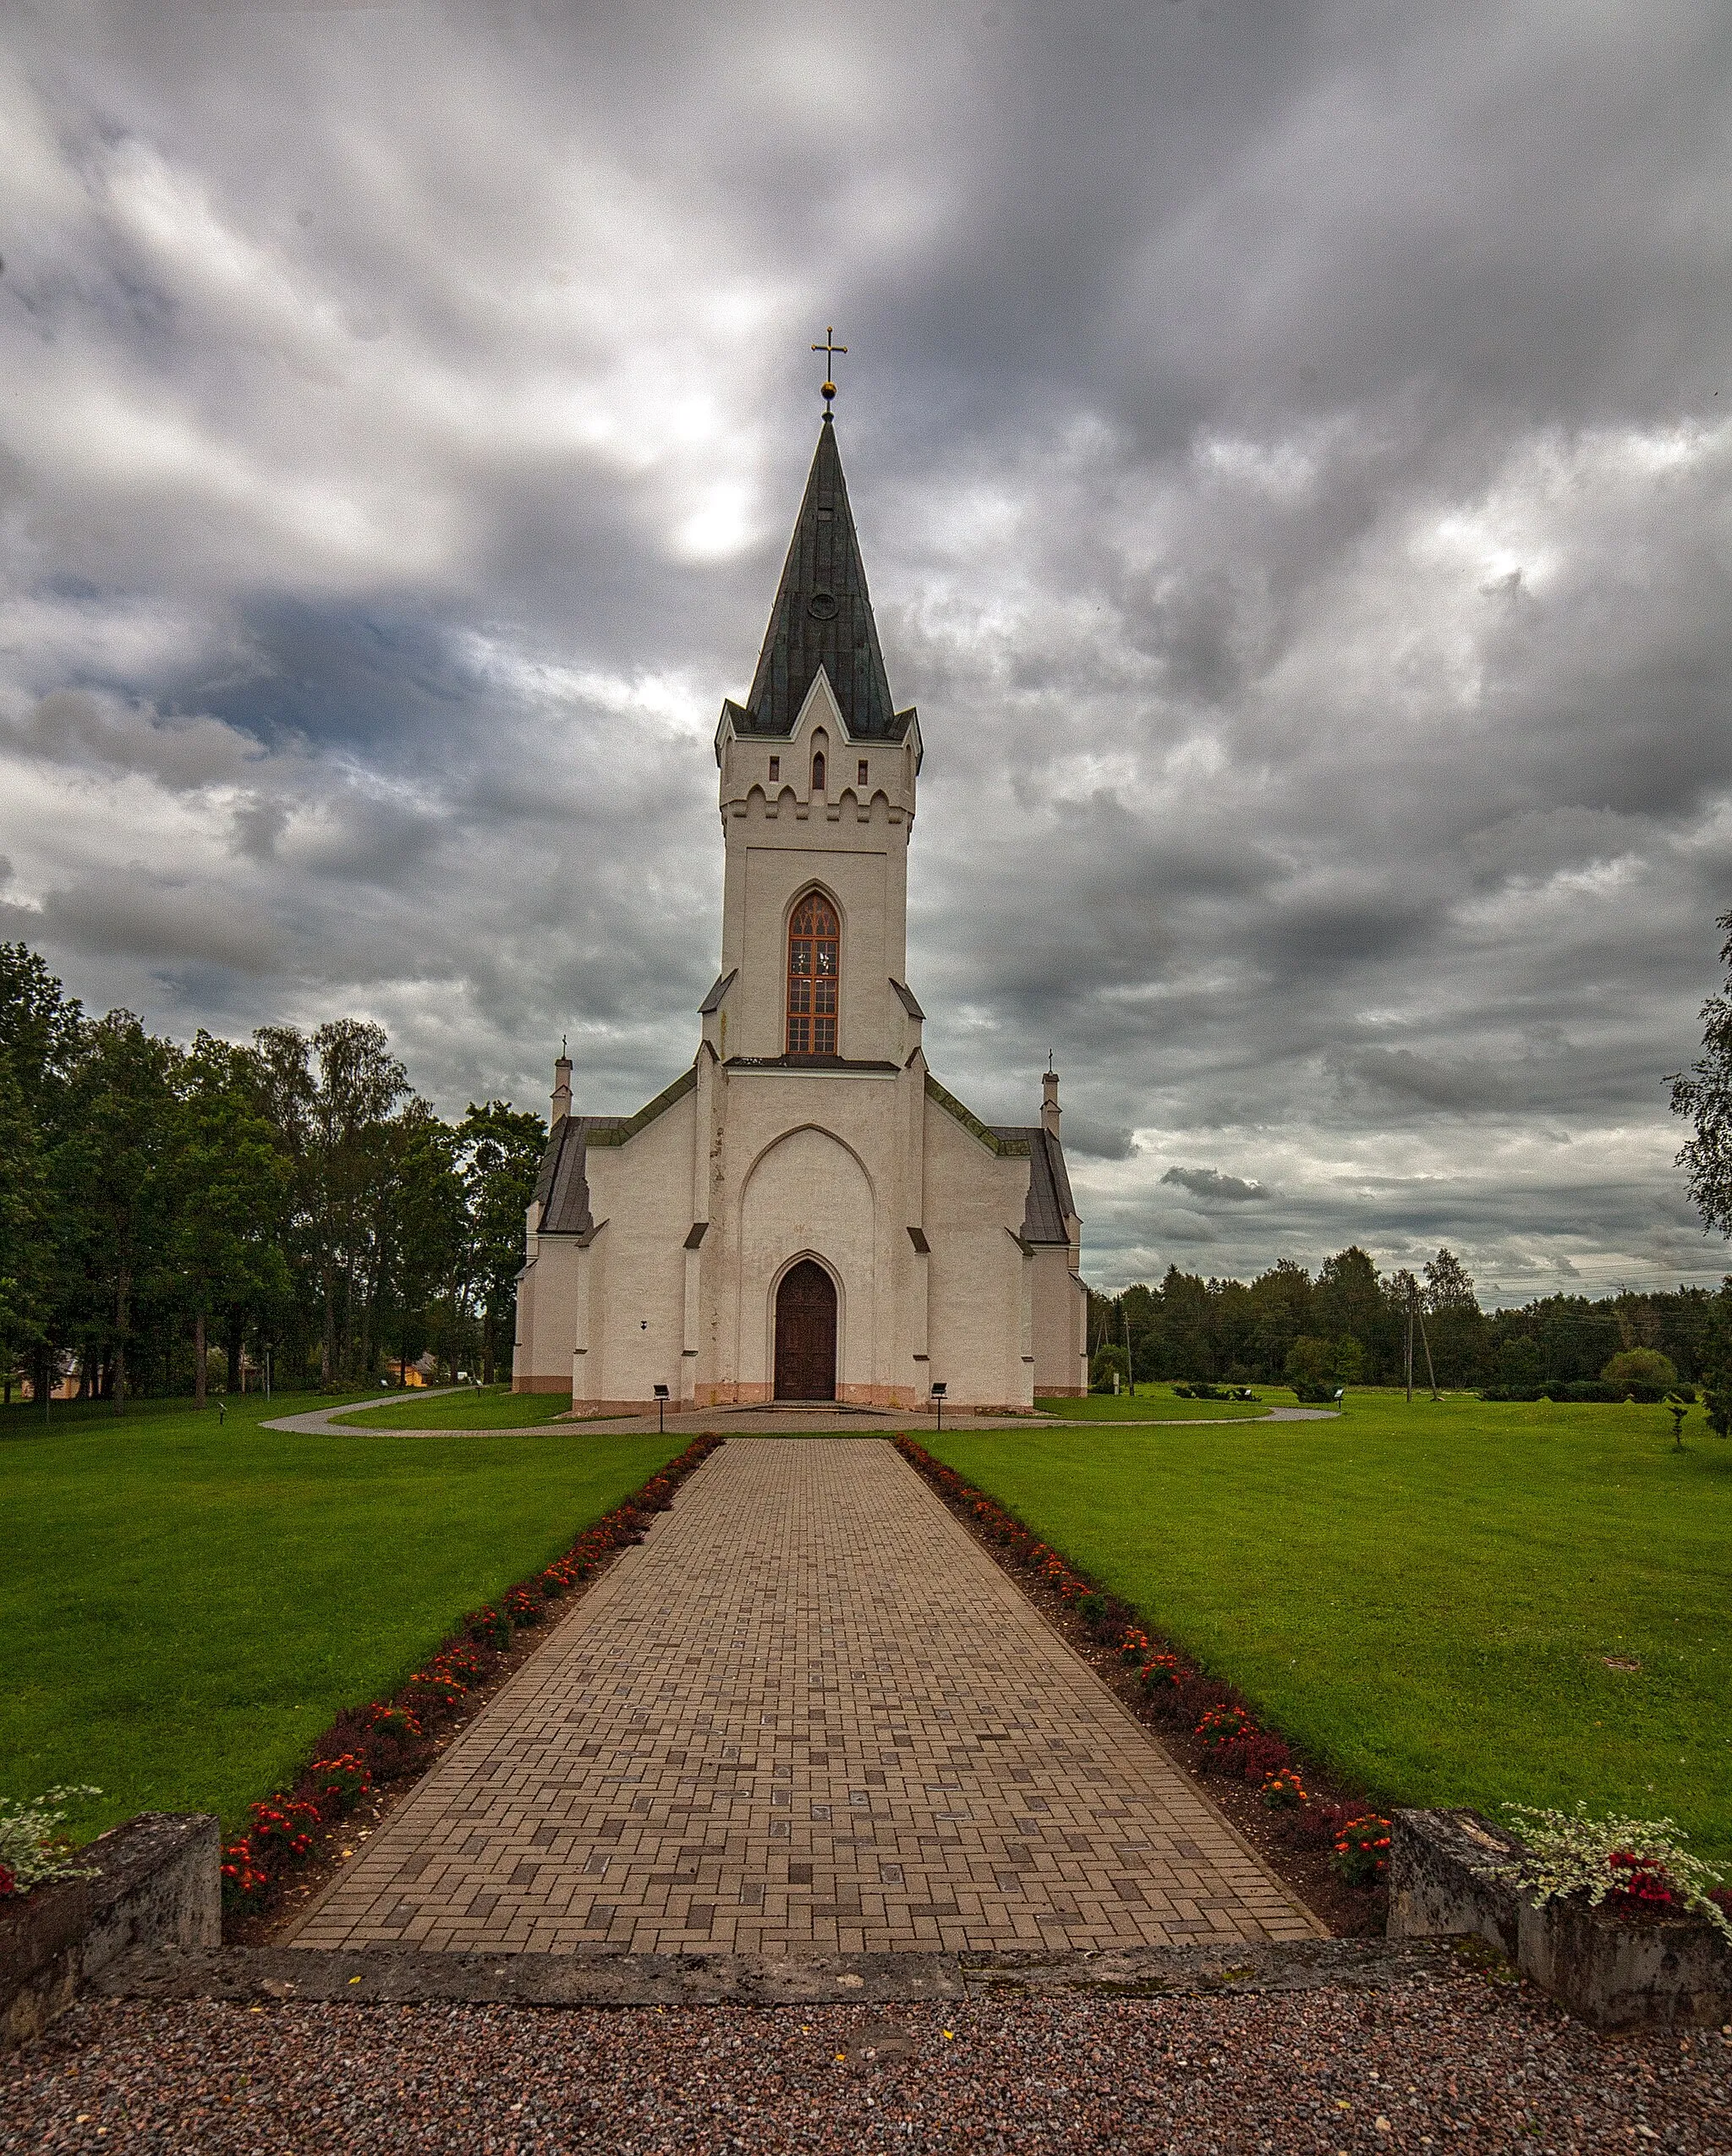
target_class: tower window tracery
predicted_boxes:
[786,892,840,1056]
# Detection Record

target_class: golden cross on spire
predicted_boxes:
[811,326,847,414]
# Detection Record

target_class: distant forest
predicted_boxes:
[0,942,546,1406]
[1086,1247,1730,1393]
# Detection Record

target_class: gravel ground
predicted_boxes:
[4,1969,1728,2154]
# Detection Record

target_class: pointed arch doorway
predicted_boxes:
[774,1259,837,1402]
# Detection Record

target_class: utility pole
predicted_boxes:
[1417,1299,1439,1399]
[1123,1301,1134,1399]
[1406,1286,1415,1404]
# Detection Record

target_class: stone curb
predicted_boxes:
[1389,1808,1732,2031]
[91,1936,1450,2009]
[2,1814,219,2050]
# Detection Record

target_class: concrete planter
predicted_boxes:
[1,1812,219,2049]
[1388,1806,1732,2031]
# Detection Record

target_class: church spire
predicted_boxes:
[739,420,902,741]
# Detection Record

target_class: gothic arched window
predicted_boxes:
[811,749,826,793]
[786,892,840,1056]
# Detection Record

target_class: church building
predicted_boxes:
[512,401,1087,1412]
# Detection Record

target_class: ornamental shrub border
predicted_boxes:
[219,1434,722,1918]
[896,1435,1391,1895]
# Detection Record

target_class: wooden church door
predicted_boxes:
[774,1260,837,1401]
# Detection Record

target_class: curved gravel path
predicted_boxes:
[6,1971,1726,2153]
[263,1397,1338,1438]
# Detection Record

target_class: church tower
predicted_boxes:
[706,412,924,1072]
[512,395,1088,1413]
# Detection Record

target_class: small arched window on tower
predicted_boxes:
[811,748,826,793]
[787,892,840,1056]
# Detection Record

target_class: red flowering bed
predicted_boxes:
[221,1434,722,1918]
[896,1437,1393,1906]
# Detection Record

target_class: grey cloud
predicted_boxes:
[1059,1116,1136,1161]
[0,0,1728,1298]
[1160,1166,1271,1204]
[36,875,284,975]
[1332,1050,1514,1115]
[6,690,266,789]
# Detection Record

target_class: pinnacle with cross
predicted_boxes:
[811,326,847,414]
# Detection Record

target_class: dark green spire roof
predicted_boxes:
[732,418,910,743]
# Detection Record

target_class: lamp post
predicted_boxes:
[930,1380,946,1432]
[653,1382,669,1435]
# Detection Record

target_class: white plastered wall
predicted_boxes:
[717,674,916,1066]
[1031,1243,1089,1396]
[697,1067,913,1407]
[513,1226,587,1392]
[921,1108,1036,1411]
[576,1092,697,1405]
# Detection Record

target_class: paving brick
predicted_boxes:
[291,1439,1318,1955]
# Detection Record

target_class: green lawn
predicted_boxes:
[1037,1385,1267,1422]
[330,1385,579,1430]
[929,1391,1732,1862]
[1,1392,678,1842]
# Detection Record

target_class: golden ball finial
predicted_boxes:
[821,381,837,400]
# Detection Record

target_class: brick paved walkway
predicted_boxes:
[293,1440,1317,1956]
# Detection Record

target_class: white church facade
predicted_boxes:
[512,411,1088,1413]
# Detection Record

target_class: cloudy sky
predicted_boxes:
[3,0,1729,1302]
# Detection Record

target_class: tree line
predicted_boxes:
[1086,1245,1731,1396]
[1088,907,1732,1402]
[0,942,546,1408]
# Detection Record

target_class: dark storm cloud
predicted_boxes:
[1,0,1729,1297]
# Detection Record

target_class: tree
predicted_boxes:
[165,1034,291,1408]
[1090,1342,1129,1392]
[0,946,82,1396]
[0,938,571,1401]
[1251,1260,1313,1381]
[375,1101,467,1385]
[54,1013,181,1412]
[1600,1347,1677,1392]
[255,1020,411,1386]
[458,1101,547,1385]
[1670,908,1732,1239]
[1314,1246,1382,1342]
[1703,1281,1732,1439]
[1284,1336,1337,1401]
[1423,1247,1486,1387]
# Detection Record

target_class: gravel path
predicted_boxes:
[263,1401,1338,1436]
[6,1970,1727,2153]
